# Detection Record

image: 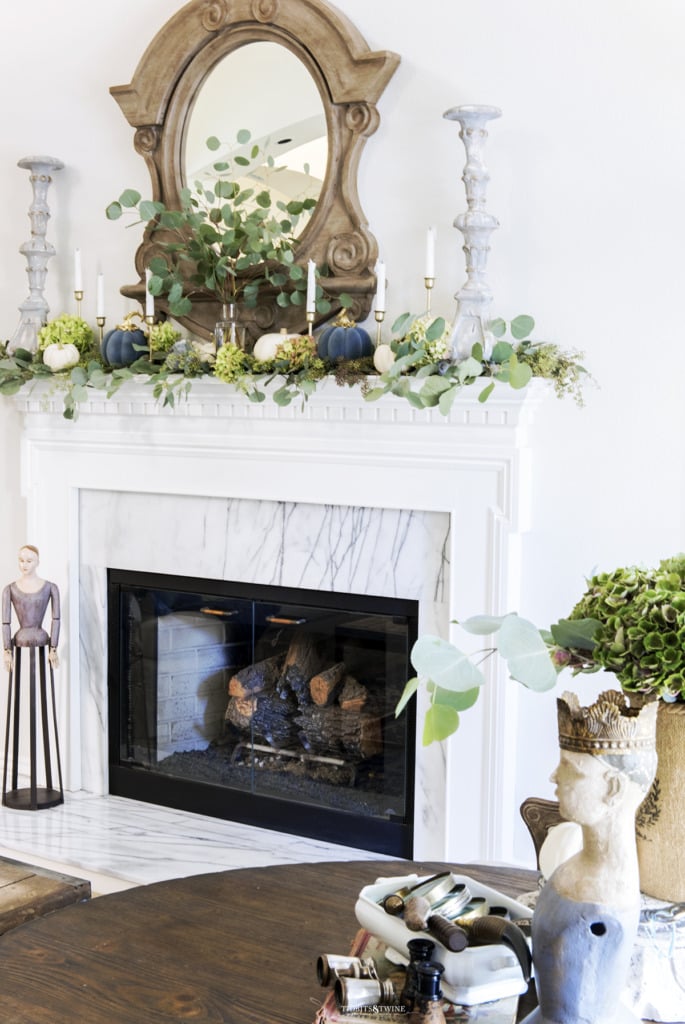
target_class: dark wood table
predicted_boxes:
[0,859,540,1023]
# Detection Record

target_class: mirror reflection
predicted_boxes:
[184,42,327,236]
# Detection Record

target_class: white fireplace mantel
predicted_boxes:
[14,376,545,864]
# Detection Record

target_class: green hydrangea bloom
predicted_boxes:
[568,557,685,700]
[149,321,182,354]
[274,334,321,371]
[163,349,205,377]
[213,344,251,383]
[37,314,94,354]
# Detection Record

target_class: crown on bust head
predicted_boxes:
[557,690,657,755]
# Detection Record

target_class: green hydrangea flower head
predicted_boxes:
[568,556,685,700]
[37,314,94,354]
[149,321,182,354]
[213,344,251,383]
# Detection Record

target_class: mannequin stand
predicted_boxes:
[2,645,63,810]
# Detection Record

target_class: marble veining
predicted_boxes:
[81,491,449,603]
[0,791,390,894]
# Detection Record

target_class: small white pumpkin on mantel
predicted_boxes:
[253,327,302,362]
[42,342,80,372]
[373,343,395,374]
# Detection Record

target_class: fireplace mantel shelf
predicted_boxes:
[14,375,546,434]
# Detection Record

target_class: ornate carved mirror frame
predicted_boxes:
[110,0,400,341]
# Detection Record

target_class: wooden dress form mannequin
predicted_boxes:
[2,549,63,810]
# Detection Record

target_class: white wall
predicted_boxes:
[0,0,683,864]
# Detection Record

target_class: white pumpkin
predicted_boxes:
[373,343,396,374]
[253,328,301,362]
[42,342,80,372]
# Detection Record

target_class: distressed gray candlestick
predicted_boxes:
[9,155,64,354]
[443,106,501,360]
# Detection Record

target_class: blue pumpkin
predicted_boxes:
[317,315,373,362]
[102,322,148,367]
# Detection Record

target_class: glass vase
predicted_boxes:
[214,303,238,350]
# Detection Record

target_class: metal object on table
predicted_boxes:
[317,954,378,987]
[380,872,463,916]
[641,902,685,924]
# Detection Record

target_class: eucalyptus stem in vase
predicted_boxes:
[106,128,329,328]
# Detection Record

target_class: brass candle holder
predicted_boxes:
[424,277,435,315]
[96,316,106,346]
[374,309,385,347]
[74,290,83,318]
[306,311,315,338]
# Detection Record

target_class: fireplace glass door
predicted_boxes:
[107,570,417,855]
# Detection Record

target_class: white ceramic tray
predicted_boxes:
[354,871,532,1006]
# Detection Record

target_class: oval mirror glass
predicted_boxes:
[183,42,327,236]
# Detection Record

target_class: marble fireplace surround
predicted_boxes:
[14,377,541,864]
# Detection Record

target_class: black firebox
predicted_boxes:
[107,569,417,856]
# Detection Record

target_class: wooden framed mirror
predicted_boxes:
[110,0,400,341]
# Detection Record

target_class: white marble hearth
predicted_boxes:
[0,790,390,895]
[13,377,543,865]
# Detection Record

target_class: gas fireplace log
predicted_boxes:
[295,706,382,759]
[340,711,383,759]
[228,655,283,698]
[251,694,299,748]
[225,688,299,747]
[310,662,347,707]
[295,706,344,755]
[277,634,325,707]
[225,696,258,731]
[338,676,368,712]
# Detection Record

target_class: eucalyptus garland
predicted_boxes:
[0,314,590,422]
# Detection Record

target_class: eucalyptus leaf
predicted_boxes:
[419,376,452,406]
[510,315,535,340]
[478,382,495,403]
[422,704,460,745]
[491,341,514,363]
[395,677,420,718]
[363,388,387,403]
[455,356,484,382]
[497,614,558,691]
[87,369,109,389]
[411,634,485,692]
[425,317,446,342]
[391,312,414,335]
[438,385,458,416]
[140,200,163,221]
[430,684,480,713]
[406,391,426,410]
[119,188,141,208]
[272,386,293,406]
[509,357,533,390]
[460,614,509,636]
[489,317,507,338]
